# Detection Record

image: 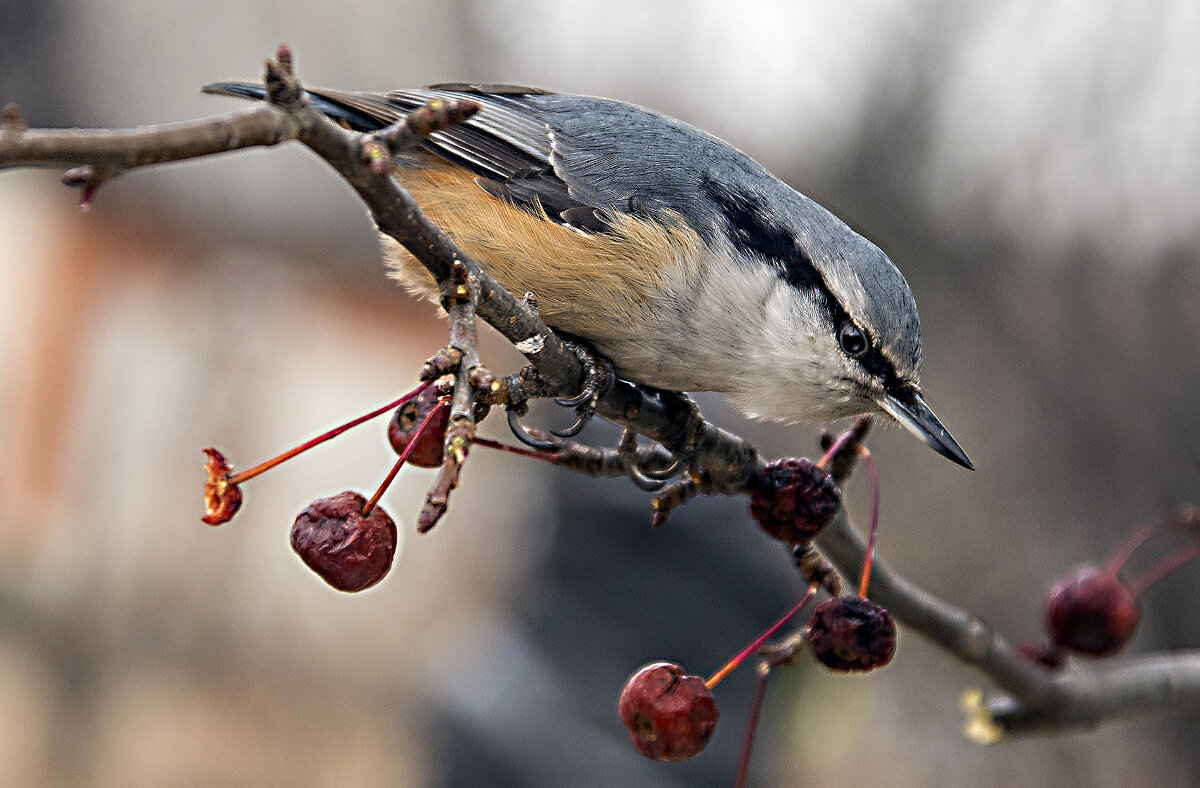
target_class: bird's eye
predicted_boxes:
[838,322,868,356]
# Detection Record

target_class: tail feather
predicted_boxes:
[201,81,388,132]
[201,81,267,101]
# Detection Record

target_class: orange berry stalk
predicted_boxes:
[705,585,818,690]
[201,380,433,525]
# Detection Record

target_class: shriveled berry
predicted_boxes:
[201,448,243,525]
[750,458,840,545]
[291,491,397,592]
[618,662,718,762]
[1045,566,1139,657]
[807,596,897,672]
[388,388,450,468]
[388,388,490,468]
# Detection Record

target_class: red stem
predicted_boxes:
[228,380,433,485]
[816,428,859,472]
[706,585,817,690]
[361,396,448,517]
[1128,540,1200,597]
[734,661,771,788]
[1105,511,1198,576]
[858,448,881,598]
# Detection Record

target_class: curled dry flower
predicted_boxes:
[201,448,243,525]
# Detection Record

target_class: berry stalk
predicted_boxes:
[705,585,817,690]
[1128,540,1200,597]
[734,660,771,788]
[229,380,433,485]
[858,447,881,599]
[362,395,449,517]
[1104,510,1197,577]
[471,436,561,461]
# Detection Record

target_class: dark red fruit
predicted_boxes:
[749,458,840,545]
[388,387,450,468]
[201,448,243,525]
[618,662,718,762]
[807,596,897,672]
[290,491,397,592]
[1045,566,1139,656]
[388,388,490,468]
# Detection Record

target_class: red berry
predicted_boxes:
[749,458,840,545]
[388,388,490,468]
[618,662,718,762]
[806,596,897,672]
[201,448,243,526]
[388,387,450,468]
[1045,566,1139,656]
[290,491,397,592]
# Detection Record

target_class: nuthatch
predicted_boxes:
[204,81,972,469]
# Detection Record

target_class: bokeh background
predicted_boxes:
[2,1,1199,785]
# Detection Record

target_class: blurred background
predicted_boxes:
[2,0,1199,785]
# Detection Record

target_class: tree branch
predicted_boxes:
[0,103,297,172]
[817,451,1200,738]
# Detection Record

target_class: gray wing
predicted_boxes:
[271,82,778,236]
[425,85,788,239]
[204,80,781,235]
[247,83,609,232]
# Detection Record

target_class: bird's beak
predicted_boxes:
[878,388,974,470]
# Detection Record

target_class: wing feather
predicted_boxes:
[204,81,725,234]
[298,85,608,231]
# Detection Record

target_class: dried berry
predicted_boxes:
[201,448,243,525]
[618,662,718,762]
[1045,566,1139,657]
[388,388,450,468]
[388,387,490,468]
[749,458,840,545]
[807,596,897,672]
[291,491,397,592]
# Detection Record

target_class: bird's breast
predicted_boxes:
[381,159,713,386]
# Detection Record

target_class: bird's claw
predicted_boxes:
[550,341,615,438]
[637,453,685,481]
[618,427,690,492]
[615,388,702,490]
[550,410,591,438]
[505,406,560,450]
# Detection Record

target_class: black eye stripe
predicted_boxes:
[701,176,910,395]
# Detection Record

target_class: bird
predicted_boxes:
[203,80,973,470]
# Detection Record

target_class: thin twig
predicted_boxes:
[417,260,479,532]
[0,104,297,175]
[815,443,1200,736]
